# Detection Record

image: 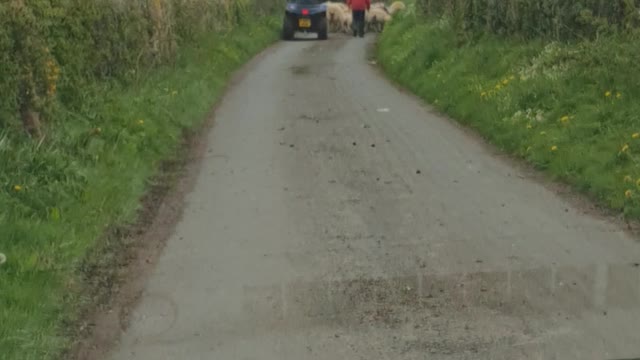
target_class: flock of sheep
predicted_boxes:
[324,1,406,34]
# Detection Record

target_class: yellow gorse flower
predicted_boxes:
[45,57,60,97]
[47,84,57,96]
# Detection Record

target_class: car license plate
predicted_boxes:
[299,18,311,28]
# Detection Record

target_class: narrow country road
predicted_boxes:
[107,34,640,360]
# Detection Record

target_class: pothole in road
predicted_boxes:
[290,65,311,75]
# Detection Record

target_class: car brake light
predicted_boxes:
[302,9,309,15]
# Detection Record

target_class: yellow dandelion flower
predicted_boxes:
[605,91,612,98]
[616,92,622,99]
[502,79,509,86]
[624,175,633,183]
[626,189,633,198]
[551,145,558,151]
[621,144,630,153]
[13,185,22,192]
[137,119,145,125]
[47,84,57,96]
[633,133,640,139]
[95,127,102,134]
[560,115,570,123]
[540,131,546,135]
[495,84,502,90]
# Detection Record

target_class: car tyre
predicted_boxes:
[318,16,328,40]
[282,16,294,40]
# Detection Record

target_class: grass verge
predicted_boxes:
[0,16,279,360]
[377,12,640,218]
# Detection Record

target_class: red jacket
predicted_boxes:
[347,0,370,11]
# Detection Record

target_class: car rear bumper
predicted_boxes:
[285,12,325,32]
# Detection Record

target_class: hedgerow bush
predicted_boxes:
[0,0,279,138]
[416,0,640,40]
[0,1,280,359]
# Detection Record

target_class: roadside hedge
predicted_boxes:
[0,0,280,138]
[416,0,640,40]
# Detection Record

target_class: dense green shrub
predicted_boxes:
[0,2,280,359]
[0,0,279,137]
[416,0,640,40]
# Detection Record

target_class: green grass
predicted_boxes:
[377,11,640,218]
[0,17,279,360]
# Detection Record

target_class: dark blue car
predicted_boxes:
[282,0,329,40]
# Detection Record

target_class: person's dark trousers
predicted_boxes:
[351,10,365,37]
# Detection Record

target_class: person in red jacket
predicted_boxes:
[347,0,370,37]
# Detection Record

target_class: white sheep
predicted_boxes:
[370,2,387,10]
[324,2,353,33]
[325,2,344,32]
[366,7,391,33]
[335,2,349,12]
[388,0,406,15]
[340,10,353,34]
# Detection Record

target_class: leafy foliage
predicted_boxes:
[0,0,280,134]
[0,2,280,359]
[416,0,640,40]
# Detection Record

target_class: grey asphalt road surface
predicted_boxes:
[107,34,640,360]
